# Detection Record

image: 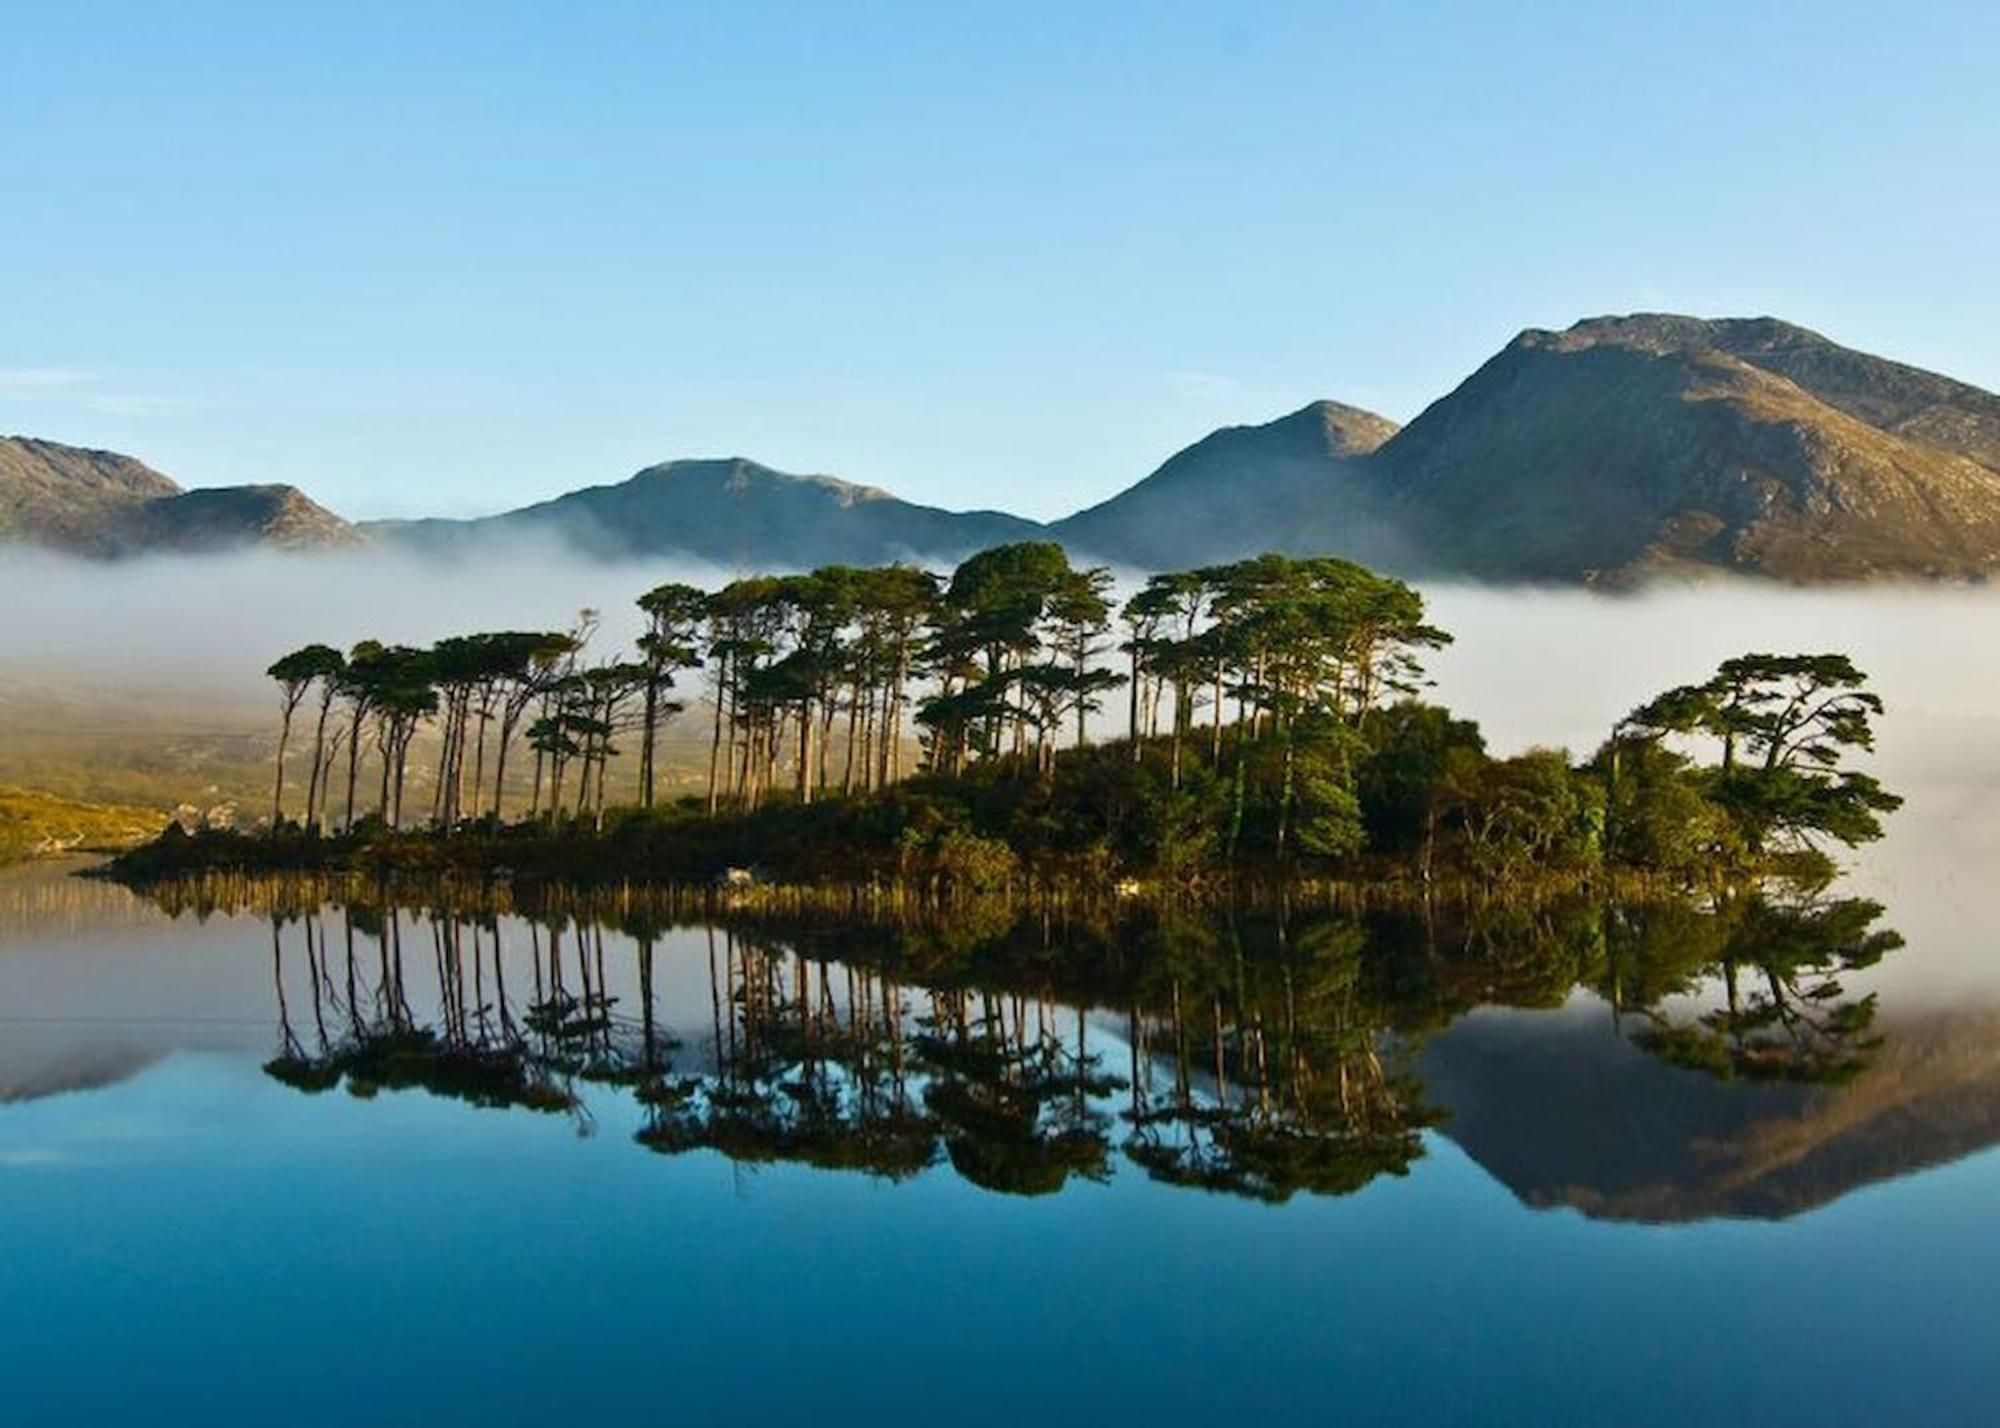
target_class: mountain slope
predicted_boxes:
[112,484,361,555]
[0,436,360,557]
[0,436,180,550]
[1370,316,2000,583]
[1051,400,1403,569]
[1564,315,2000,473]
[374,456,1044,568]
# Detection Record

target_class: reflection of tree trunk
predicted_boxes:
[343,910,362,1038]
[272,917,299,1055]
[303,915,329,1051]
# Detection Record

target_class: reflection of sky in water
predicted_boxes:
[0,1045,1993,1426]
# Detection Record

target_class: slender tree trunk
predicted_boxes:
[271,703,296,830]
[640,675,659,808]
[842,688,860,796]
[492,715,516,824]
[305,692,332,832]
[343,707,363,831]
[706,655,728,814]
[788,700,804,800]
[1276,717,1296,858]
[1211,658,1224,763]
[392,732,410,828]
[1128,643,1142,758]
[471,703,489,825]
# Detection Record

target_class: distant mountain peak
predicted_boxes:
[1050,399,1403,569]
[381,453,1040,567]
[1295,400,1402,457]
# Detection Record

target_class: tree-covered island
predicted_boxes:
[111,545,1901,894]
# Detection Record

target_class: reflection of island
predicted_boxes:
[139,874,2000,1218]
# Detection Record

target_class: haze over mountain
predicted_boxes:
[0,436,358,557]
[1049,400,1403,570]
[369,456,1039,568]
[10,314,2000,582]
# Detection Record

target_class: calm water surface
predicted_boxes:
[1,857,1994,1427]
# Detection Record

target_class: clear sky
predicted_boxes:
[3,0,1995,521]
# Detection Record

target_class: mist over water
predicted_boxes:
[0,545,725,705]
[1418,582,2000,1005]
[3,550,1994,998]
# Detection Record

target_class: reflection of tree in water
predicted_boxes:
[1123,917,1437,1202]
[916,985,1118,1195]
[239,875,1909,1200]
[263,897,692,1125]
[637,927,938,1179]
[1606,889,1902,1084]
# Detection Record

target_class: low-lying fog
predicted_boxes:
[2,547,1994,1000]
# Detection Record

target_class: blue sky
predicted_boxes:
[3,0,1995,520]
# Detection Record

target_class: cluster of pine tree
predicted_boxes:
[236,544,1899,889]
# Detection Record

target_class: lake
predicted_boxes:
[3,587,1996,1425]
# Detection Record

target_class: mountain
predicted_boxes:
[0,436,180,549]
[372,456,1042,568]
[115,484,360,555]
[1051,400,1402,569]
[1057,316,2000,583]
[0,435,359,557]
[1372,315,2000,583]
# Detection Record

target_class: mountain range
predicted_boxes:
[8,313,2000,583]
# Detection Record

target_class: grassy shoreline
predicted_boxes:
[0,786,168,864]
[101,807,1710,911]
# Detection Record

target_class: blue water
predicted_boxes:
[1,869,1995,1426]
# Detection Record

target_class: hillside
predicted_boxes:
[113,484,361,555]
[0,436,180,550]
[372,456,1042,568]
[0,436,360,557]
[1051,400,1403,569]
[1374,316,2000,583]
[0,786,167,861]
[1565,315,2000,472]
